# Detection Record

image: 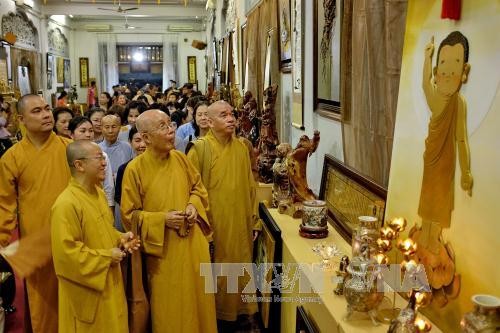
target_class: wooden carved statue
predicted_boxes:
[238,93,259,147]
[257,84,279,183]
[272,143,292,212]
[230,85,243,111]
[287,130,320,203]
[219,84,231,103]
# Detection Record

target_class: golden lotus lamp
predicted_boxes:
[376,238,392,252]
[397,238,418,256]
[380,226,396,240]
[388,217,407,233]
[414,290,433,309]
[414,317,432,332]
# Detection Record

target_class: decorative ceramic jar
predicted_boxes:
[352,216,379,258]
[299,200,328,239]
[460,294,500,333]
[343,246,384,326]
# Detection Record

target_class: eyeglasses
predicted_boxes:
[150,121,176,132]
[78,154,106,162]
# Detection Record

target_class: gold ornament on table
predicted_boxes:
[375,217,422,324]
[414,317,432,332]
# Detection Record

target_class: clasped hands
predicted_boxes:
[111,232,141,264]
[165,204,198,236]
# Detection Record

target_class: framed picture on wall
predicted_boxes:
[187,56,197,83]
[240,23,248,91]
[46,53,54,73]
[295,306,319,333]
[278,0,292,72]
[63,59,71,89]
[56,57,64,83]
[79,57,89,88]
[291,0,305,129]
[313,0,342,119]
[256,203,282,333]
[47,71,52,90]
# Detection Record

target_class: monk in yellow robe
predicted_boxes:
[51,140,140,332]
[419,32,472,250]
[121,110,217,333]
[187,101,261,328]
[0,94,71,332]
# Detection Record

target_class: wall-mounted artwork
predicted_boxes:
[291,0,304,129]
[240,23,248,91]
[385,1,500,331]
[79,57,89,88]
[63,59,70,89]
[187,56,197,84]
[46,71,52,90]
[56,57,64,84]
[278,0,292,72]
[17,66,30,96]
[46,53,54,73]
[313,0,341,117]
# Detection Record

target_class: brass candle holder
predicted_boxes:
[414,317,432,332]
[375,217,420,325]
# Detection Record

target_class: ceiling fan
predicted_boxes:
[98,1,139,14]
[124,16,141,30]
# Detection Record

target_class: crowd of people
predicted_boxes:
[0,80,263,333]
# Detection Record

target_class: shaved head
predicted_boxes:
[17,94,44,115]
[136,109,165,133]
[66,140,99,170]
[101,114,121,126]
[207,100,232,119]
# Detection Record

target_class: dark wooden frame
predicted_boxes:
[295,306,319,333]
[187,56,197,84]
[319,154,387,243]
[313,0,342,120]
[277,0,292,73]
[256,202,282,333]
[79,57,89,88]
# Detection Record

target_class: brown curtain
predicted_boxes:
[341,0,407,187]
[10,47,41,95]
[245,0,280,113]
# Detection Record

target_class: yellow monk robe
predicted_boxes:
[51,178,127,333]
[0,132,71,332]
[121,149,217,333]
[187,130,261,321]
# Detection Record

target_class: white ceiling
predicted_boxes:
[40,0,208,25]
[43,0,205,5]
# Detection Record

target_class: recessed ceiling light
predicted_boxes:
[69,15,74,18]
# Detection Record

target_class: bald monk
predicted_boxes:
[187,101,261,330]
[120,110,217,333]
[419,32,473,251]
[0,94,71,332]
[51,140,139,332]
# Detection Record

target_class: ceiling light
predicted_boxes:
[69,15,74,18]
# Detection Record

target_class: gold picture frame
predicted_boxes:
[187,56,197,84]
[79,57,89,88]
[56,57,64,84]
